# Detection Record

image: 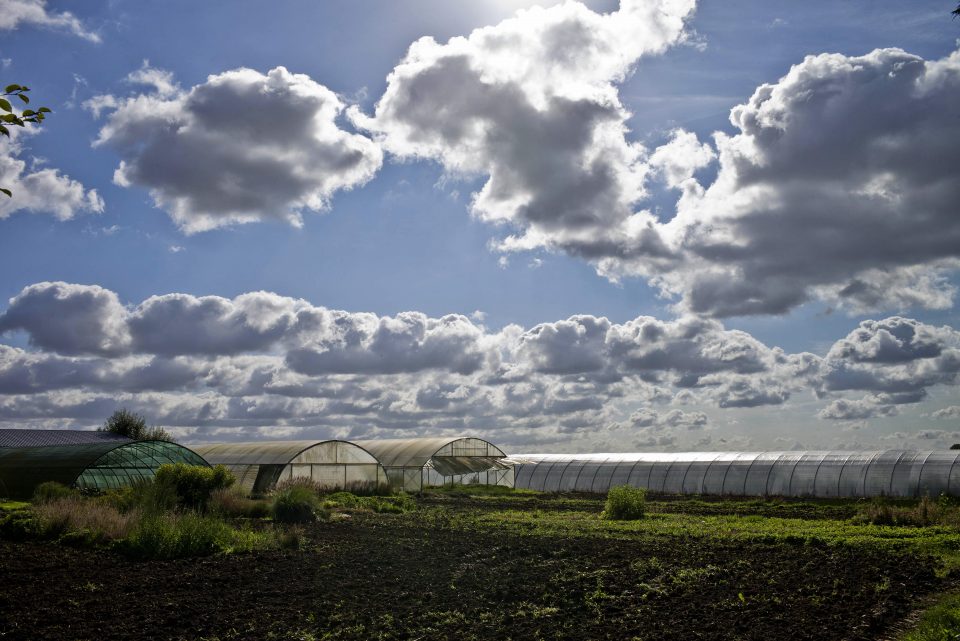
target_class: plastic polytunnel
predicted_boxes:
[191,440,388,495]
[351,437,512,492]
[509,451,960,498]
[0,440,210,499]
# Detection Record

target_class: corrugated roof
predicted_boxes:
[0,429,132,448]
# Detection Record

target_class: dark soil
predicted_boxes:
[0,506,943,641]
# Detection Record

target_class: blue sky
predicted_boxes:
[0,0,958,451]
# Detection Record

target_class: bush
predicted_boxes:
[32,481,77,504]
[153,463,235,511]
[272,485,326,523]
[603,485,647,521]
[209,488,271,519]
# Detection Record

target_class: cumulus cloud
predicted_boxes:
[353,0,694,262]
[613,47,960,316]
[1,282,959,449]
[630,407,707,429]
[818,396,899,421]
[0,135,104,221]
[352,2,960,318]
[931,406,960,420]
[0,0,100,42]
[0,282,130,356]
[87,64,382,232]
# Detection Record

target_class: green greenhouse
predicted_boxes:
[0,440,210,499]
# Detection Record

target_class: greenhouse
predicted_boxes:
[510,451,960,498]
[0,440,210,499]
[351,437,512,492]
[192,440,388,495]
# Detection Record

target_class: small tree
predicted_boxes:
[0,84,52,197]
[99,408,172,442]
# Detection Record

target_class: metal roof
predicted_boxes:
[0,429,132,448]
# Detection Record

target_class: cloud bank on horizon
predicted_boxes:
[0,281,957,450]
[1,0,959,451]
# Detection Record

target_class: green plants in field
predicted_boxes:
[121,511,270,559]
[602,485,647,520]
[898,591,960,641]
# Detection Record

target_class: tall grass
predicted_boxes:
[33,496,138,542]
[121,512,270,559]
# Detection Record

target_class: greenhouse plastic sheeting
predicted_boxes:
[508,451,960,498]
[353,437,511,492]
[192,440,387,495]
[0,440,209,499]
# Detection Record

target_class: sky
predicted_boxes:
[0,0,958,452]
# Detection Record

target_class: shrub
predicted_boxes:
[153,463,235,511]
[277,525,305,550]
[272,485,326,523]
[0,510,41,541]
[32,481,77,504]
[209,488,271,519]
[603,485,647,520]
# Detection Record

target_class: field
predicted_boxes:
[2,490,960,641]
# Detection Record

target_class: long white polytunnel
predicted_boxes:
[510,451,960,498]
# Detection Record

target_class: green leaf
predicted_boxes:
[38,107,51,113]
[0,188,11,198]
[0,125,8,137]
[0,99,10,113]
[21,109,34,117]
[1,114,18,124]
[17,93,28,105]
[4,84,20,93]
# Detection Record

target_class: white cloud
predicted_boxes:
[87,65,382,233]
[1,282,958,449]
[0,0,100,42]
[353,2,960,318]
[353,0,694,261]
[931,406,960,420]
[0,134,103,221]
[614,47,960,316]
